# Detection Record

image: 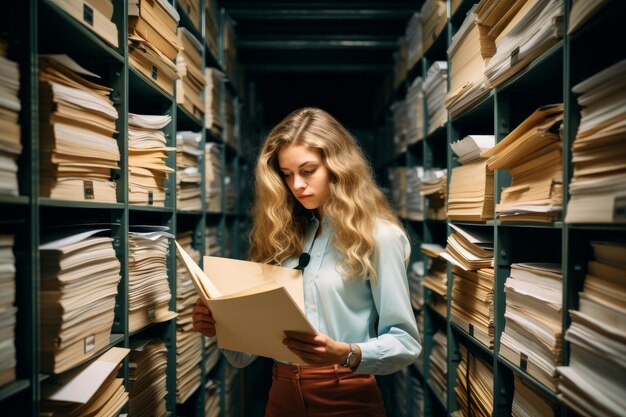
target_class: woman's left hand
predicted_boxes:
[283,331,349,366]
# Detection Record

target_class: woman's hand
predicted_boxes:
[283,331,355,367]
[192,298,217,337]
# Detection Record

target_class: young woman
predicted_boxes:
[193,107,421,417]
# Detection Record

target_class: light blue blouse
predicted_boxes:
[223,214,421,375]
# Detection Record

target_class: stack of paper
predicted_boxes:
[421,169,447,220]
[49,0,118,48]
[429,329,448,403]
[205,143,223,213]
[223,18,238,90]
[204,378,221,417]
[500,263,562,391]
[204,336,220,374]
[556,241,626,417]
[177,0,200,31]
[454,344,494,417]
[483,0,563,88]
[0,45,21,197]
[421,0,447,53]
[407,260,425,312]
[512,375,556,417]
[484,104,564,222]
[128,226,177,332]
[205,0,219,61]
[390,167,407,219]
[393,99,408,155]
[129,338,169,417]
[176,131,202,211]
[128,113,174,207]
[174,231,202,404]
[406,77,424,145]
[393,39,407,92]
[442,223,494,271]
[451,267,495,348]
[205,226,220,257]
[39,55,120,203]
[451,135,495,165]
[128,0,182,96]
[41,347,129,417]
[0,235,16,386]
[405,13,423,70]
[224,166,236,214]
[204,68,223,136]
[39,228,121,373]
[407,166,424,221]
[224,89,236,150]
[423,61,448,134]
[568,0,611,35]
[447,159,494,221]
[176,28,205,122]
[565,60,626,224]
[446,5,496,118]
[421,243,447,316]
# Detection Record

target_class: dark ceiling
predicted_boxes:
[219,1,422,129]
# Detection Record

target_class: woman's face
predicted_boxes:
[277,143,331,214]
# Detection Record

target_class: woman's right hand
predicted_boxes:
[192,298,217,337]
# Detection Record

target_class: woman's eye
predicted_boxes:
[302,169,315,176]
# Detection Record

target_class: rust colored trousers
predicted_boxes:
[264,363,387,417]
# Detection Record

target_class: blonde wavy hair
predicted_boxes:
[249,107,403,284]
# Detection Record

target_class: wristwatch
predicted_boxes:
[342,343,356,369]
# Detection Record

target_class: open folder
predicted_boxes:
[175,241,317,364]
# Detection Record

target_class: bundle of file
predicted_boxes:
[128,0,182,96]
[389,167,408,219]
[49,0,118,48]
[176,28,205,122]
[512,375,556,417]
[174,231,202,404]
[420,0,447,53]
[177,0,201,31]
[420,242,447,316]
[568,0,612,35]
[39,55,120,203]
[39,228,121,374]
[392,99,408,155]
[204,68,224,137]
[406,166,424,221]
[0,43,21,197]
[447,135,495,220]
[421,168,447,220]
[129,338,169,417]
[405,13,423,71]
[205,225,220,257]
[127,226,177,333]
[406,77,424,145]
[0,235,16,386]
[205,0,219,62]
[556,241,626,417]
[483,0,563,88]
[423,61,448,134]
[565,60,626,224]
[483,104,564,222]
[445,5,496,119]
[500,263,562,391]
[40,347,129,417]
[205,378,221,417]
[453,344,494,417]
[392,39,407,92]
[429,329,448,403]
[128,113,174,207]
[442,224,495,348]
[176,131,202,211]
[407,260,425,312]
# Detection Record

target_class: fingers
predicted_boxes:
[283,331,321,344]
[192,298,216,337]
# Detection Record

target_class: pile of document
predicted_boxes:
[405,13,423,71]
[393,40,407,92]
[420,243,447,316]
[484,104,564,222]
[446,5,496,118]
[451,135,495,166]
[568,0,611,35]
[128,0,181,96]
[39,228,121,374]
[0,235,16,386]
[406,166,424,221]
[393,99,408,155]
[442,223,494,271]
[39,55,120,203]
[174,232,202,404]
[205,143,223,213]
[176,28,205,122]
[176,131,202,211]
[454,344,494,417]
[407,260,425,312]
[128,113,174,206]
[500,263,562,391]
[129,338,169,417]
[205,0,219,63]
[0,45,21,197]
[223,18,238,91]
[205,226,220,257]
[565,60,626,224]
[128,226,177,333]
[421,169,447,220]
[204,378,221,417]
[429,329,448,403]
[390,167,407,219]
[204,336,220,375]
[512,375,556,417]
[41,347,129,417]
[423,61,448,134]
[406,77,424,145]
[557,241,626,417]
[177,0,200,31]
[420,0,447,53]
[483,0,563,88]
[204,68,224,136]
[49,0,118,48]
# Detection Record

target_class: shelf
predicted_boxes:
[566,223,626,232]
[176,4,203,42]
[450,0,476,28]
[129,66,175,105]
[448,220,496,227]
[176,103,204,131]
[497,355,558,404]
[495,220,564,229]
[0,379,30,402]
[496,41,564,93]
[450,321,493,360]
[423,25,447,62]
[449,90,495,129]
[424,123,447,143]
[39,198,124,210]
[129,205,175,213]
[0,195,29,205]
[176,209,203,216]
[425,303,447,323]
[426,379,447,411]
